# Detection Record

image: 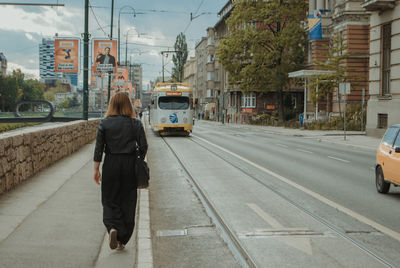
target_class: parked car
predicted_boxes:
[376,124,400,193]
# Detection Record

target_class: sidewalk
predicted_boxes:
[197,120,381,151]
[0,121,240,267]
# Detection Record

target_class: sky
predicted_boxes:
[0,0,228,89]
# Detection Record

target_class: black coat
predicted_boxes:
[95,54,116,66]
[94,116,148,162]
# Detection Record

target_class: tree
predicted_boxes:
[216,0,307,120]
[0,75,19,112]
[58,98,70,109]
[308,34,363,118]
[172,32,188,82]
[44,80,68,103]
[20,79,45,101]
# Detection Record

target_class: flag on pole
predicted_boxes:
[308,14,322,40]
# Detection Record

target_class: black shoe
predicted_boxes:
[109,228,118,250]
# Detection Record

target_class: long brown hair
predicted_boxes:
[105,92,136,118]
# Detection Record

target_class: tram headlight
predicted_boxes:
[183,117,188,123]
[161,117,167,123]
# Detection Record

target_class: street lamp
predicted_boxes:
[118,5,136,65]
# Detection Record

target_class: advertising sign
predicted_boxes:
[241,108,254,114]
[112,67,129,90]
[54,39,79,73]
[93,40,117,73]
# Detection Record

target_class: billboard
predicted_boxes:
[54,39,79,73]
[93,40,117,73]
[112,67,129,90]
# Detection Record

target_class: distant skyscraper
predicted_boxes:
[0,52,7,76]
[39,38,59,80]
[39,38,78,85]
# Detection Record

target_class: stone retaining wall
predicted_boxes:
[0,119,101,195]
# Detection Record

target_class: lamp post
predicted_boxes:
[118,5,136,65]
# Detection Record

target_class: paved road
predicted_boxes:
[158,120,400,267]
[193,121,400,233]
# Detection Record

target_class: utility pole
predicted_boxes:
[83,0,89,120]
[107,0,114,104]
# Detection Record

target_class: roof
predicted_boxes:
[288,69,334,78]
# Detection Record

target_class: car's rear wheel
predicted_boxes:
[376,166,390,194]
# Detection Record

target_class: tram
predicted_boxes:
[149,82,193,135]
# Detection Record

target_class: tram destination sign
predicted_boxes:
[166,92,182,96]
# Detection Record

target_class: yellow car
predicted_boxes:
[376,124,400,193]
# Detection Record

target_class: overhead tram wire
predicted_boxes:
[183,0,206,33]
[88,1,108,38]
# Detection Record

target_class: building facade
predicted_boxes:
[0,52,7,76]
[363,0,400,136]
[303,0,370,121]
[195,38,211,119]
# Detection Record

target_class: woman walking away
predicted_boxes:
[93,92,148,250]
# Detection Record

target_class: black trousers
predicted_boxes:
[101,154,137,245]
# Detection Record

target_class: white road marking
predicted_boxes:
[247,203,312,255]
[296,149,313,154]
[327,156,350,163]
[276,143,288,148]
[193,135,400,243]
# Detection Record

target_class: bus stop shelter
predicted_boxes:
[288,69,333,121]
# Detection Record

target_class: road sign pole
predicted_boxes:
[361,88,365,132]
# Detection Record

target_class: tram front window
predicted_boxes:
[158,97,189,110]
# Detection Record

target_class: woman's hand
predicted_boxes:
[94,161,101,185]
[94,170,101,185]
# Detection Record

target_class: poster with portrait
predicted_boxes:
[93,39,117,74]
[54,39,79,73]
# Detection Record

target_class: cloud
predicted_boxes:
[0,6,81,36]
[25,33,37,42]
[7,62,40,79]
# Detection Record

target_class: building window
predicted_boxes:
[207,72,214,81]
[206,89,214,98]
[241,92,256,108]
[377,113,388,129]
[382,23,391,96]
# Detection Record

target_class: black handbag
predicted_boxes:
[131,119,149,189]
[135,147,149,189]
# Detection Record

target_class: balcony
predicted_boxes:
[362,0,395,11]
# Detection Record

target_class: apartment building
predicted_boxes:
[363,0,400,136]
[0,52,7,76]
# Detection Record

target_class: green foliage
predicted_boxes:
[0,69,46,112]
[0,75,19,111]
[20,79,45,101]
[172,33,188,82]
[217,0,307,120]
[304,104,365,130]
[44,80,69,103]
[58,98,71,109]
[0,123,41,133]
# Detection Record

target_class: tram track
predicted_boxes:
[160,135,258,268]
[183,134,396,268]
